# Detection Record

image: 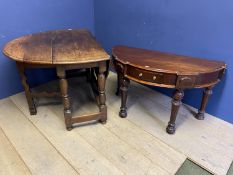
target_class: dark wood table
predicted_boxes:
[3,29,110,130]
[112,45,226,134]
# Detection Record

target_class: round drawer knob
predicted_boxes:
[139,73,143,77]
[153,76,157,80]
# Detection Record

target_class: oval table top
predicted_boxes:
[3,29,109,65]
[112,45,226,75]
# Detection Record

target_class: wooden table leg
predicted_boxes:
[116,72,124,96]
[17,63,37,115]
[56,66,72,131]
[119,77,130,118]
[115,73,120,96]
[114,60,124,96]
[98,64,107,124]
[166,89,184,134]
[195,86,213,120]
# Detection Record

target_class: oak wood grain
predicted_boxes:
[3,29,110,130]
[3,29,109,64]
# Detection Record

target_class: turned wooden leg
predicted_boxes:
[115,73,121,96]
[166,89,184,134]
[17,63,37,115]
[98,64,107,124]
[114,61,124,96]
[119,78,130,118]
[195,87,213,120]
[57,66,72,131]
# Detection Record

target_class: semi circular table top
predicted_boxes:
[112,46,226,75]
[3,29,109,65]
[112,45,226,88]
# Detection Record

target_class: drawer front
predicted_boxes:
[126,65,176,86]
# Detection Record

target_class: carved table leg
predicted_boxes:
[115,73,120,96]
[114,61,124,96]
[166,89,184,134]
[119,78,130,118]
[98,64,107,124]
[195,86,213,120]
[17,63,37,115]
[56,66,72,131]
[116,72,124,96]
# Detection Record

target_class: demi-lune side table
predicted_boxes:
[112,45,226,134]
[3,29,110,130]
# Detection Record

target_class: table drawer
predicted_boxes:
[126,66,165,84]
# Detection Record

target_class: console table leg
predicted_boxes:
[116,73,124,96]
[195,87,213,120]
[17,63,37,115]
[119,78,130,118]
[166,89,184,134]
[114,60,124,96]
[98,65,107,124]
[57,67,72,131]
[116,73,120,96]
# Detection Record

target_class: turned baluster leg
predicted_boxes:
[195,86,213,120]
[114,62,124,96]
[115,73,120,96]
[98,64,107,124]
[17,63,37,115]
[119,78,130,118]
[56,66,72,131]
[166,89,184,134]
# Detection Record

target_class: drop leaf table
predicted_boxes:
[3,29,110,130]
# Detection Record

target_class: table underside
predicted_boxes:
[16,60,109,130]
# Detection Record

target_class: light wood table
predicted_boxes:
[3,29,110,130]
